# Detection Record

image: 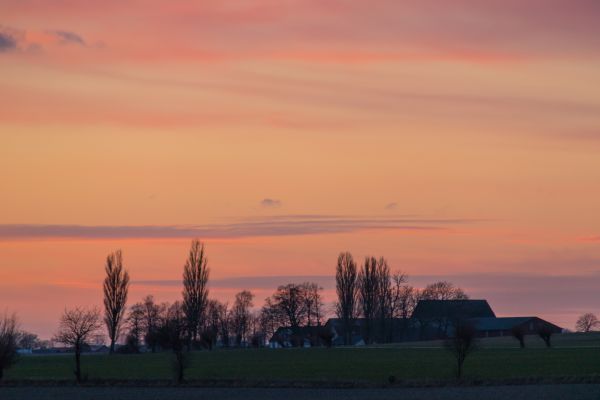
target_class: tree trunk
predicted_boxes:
[109,338,115,354]
[0,367,4,381]
[74,343,82,383]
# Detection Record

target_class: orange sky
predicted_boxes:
[1,0,600,338]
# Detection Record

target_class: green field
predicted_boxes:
[6,333,600,385]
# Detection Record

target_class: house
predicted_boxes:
[411,299,496,339]
[270,299,563,347]
[469,316,563,338]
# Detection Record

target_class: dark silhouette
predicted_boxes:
[576,313,599,333]
[445,322,477,380]
[335,252,358,345]
[0,312,19,381]
[165,302,189,384]
[537,323,554,348]
[124,302,145,352]
[318,326,334,348]
[268,283,307,328]
[17,331,39,350]
[230,290,254,346]
[375,257,392,343]
[182,239,210,348]
[54,307,102,383]
[142,295,162,352]
[511,325,526,348]
[358,257,379,344]
[302,282,324,326]
[103,249,130,354]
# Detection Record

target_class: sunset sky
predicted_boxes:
[1,0,600,338]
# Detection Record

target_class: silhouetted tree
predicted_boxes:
[318,326,335,348]
[422,281,468,301]
[359,257,379,344]
[269,284,306,328]
[375,257,392,342]
[54,307,102,383]
[0,312,19,381]
[230,290,254,346]
[182,239,210,348]
[576,313,599,333]
[536,323,554,348]
[142,295,162,352]
[165,302,189,384]
[124,302,145,352]
[302,282,324,326]
[445,322,477,380]
[511,325,526,348]
[103,250,130,354]
[335,252,358,345]
[17,331,39,350]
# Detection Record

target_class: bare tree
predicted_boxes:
[576,313,599,333]
[0,312,19,381]
[302,282,324,326]
[17,331,39,350]
[269,284,306,328]
[511,325,526,348]
[230,290,254,346]
[124,302,145,352]
[103,250,130,354]
[165,302,189,384]
[422,281,468,300]
[536,323,553,348]
[445,322,477,380]
[182,239,210,347]
[359,257,379,344]
[54,307,102,383]
[375,258,392,342]
[335,252,358,345]
[142,295,161,352]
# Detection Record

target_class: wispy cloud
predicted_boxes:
[50,30,86,46]
[0,27,19,52]
[385,202,398,210]
[260,198,282,208]
[0,215,475,241]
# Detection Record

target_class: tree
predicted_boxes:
[103,249,130,354]
[536,323,553,348]
[230,290,254,346]
[54,307,102,383]
[375,258,392,342]
[165,302,189,384]
[142,295,161,352]
[302,282,324,327]
[359,257,379,344]
[269,284,306,328]
[511,325,526,348]
[445,322,477,380]
[124,302,145,352]
[421,281,468,301]
[335,252,358,345]
[576,313,599,333]
[0,312,19,381]
[182,239,210,347]
[17,331,39,349]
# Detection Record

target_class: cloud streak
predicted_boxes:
[0,215,475,241]
[51,30,86,46]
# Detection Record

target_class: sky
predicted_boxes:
[1,0,600,339]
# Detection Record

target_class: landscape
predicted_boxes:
[2,1,600,399]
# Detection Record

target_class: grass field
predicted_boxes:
[5,333,600,385]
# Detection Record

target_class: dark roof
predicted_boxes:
[411,300,496,320]
[468,317,534,331]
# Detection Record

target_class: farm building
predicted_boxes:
[269,299,563,346]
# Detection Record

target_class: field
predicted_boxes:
[5,333,600,386]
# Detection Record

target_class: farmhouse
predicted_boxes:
[271,299,563,346]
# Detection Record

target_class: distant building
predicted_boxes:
[268,299,563,346]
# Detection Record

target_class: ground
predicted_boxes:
[5,333,600,384]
